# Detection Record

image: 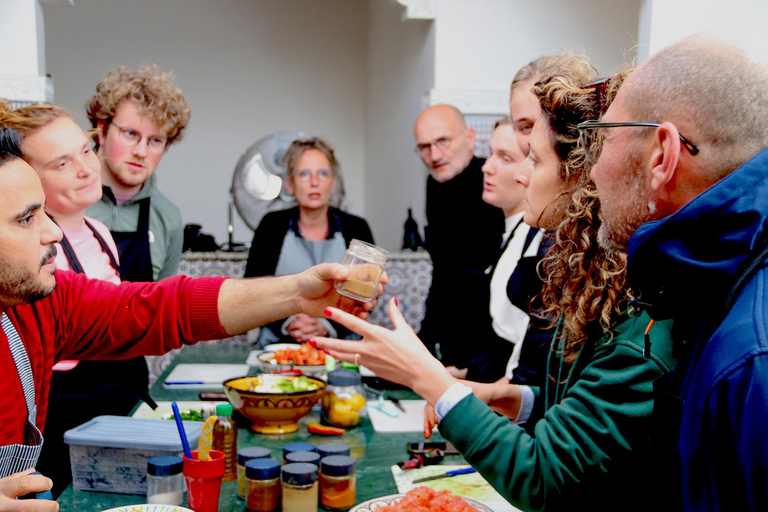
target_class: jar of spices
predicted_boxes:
[334,239,388,302]
[317,443,351,459]
[146,455,184,505]
[319,455,356,510]
[282,442,317,464]
[281,462,319,512]
[237,447,272,499]
[285,451,321,466]
[321,369,367,428]
[245,459,281,512]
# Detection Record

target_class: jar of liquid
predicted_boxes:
[319,455,356,510]
[282,442,317,464]
[317,443,351,459]
[237,447,272,499]
[281,462,319,512]
[212,403,238,481]
[146,455,184,505]
[245,458,281,512]
[334,239,388,302]
[321,369,366,428]
[285,451,321,466]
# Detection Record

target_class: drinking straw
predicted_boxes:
[172,401,193,459]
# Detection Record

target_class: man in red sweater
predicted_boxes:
[0,128,376,510]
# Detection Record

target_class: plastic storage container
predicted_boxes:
[321,369,366,428]
[333,239,388,302]
[63,415,202,494]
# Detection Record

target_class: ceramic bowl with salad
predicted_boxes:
[256,342,327,378]
[223,374,326,434]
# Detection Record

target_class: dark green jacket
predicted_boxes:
[440,312,676,512]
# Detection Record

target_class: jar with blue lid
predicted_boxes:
[281,462,319,512]
[146,455,184,505]
[245,458,281,512]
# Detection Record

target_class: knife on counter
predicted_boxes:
[363,383,407,412]
[412,467,477,483]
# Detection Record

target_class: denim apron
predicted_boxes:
[0,313,43,478]
[257,215,346,346]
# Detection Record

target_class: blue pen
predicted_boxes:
[165,381,206,386]
[172,401,193,459]
[412,467,477,483]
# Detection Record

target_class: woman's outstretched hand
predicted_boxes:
[312,298,456,405]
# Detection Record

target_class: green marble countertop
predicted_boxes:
[56,343,460,511]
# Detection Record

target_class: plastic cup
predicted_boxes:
[183,449,226,512]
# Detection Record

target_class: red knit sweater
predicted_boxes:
[0,270,228,446]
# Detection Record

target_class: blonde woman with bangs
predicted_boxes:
[315,55,677,512]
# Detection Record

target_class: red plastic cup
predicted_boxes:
[183,450,226,512]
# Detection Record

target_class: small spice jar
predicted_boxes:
[285,451,321,466]
[334,239,388,301]
[317,443,351,458]
[237,447,272,499]
[245,459,281,512]
[321,369,367,428]
[319,455,356,510]
[282,442,317,464]
[146,455,184,505]
[281,462,319,512]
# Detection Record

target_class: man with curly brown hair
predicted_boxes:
[85,64,190,283]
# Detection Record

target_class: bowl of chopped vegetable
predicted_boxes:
[256,342,327,378]
[223,374,326,434]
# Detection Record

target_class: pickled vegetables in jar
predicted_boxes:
[321,370,366,428]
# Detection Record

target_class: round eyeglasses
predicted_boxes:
[293,168,333,182]
[111,122,168,154]
[416,137,452,156]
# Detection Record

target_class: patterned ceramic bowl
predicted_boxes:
[223,374,325,434]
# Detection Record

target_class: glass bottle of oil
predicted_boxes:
[212,403,238,481]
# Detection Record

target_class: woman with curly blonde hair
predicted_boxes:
[316,54,677,512]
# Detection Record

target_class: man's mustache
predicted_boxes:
[40,245,57,267]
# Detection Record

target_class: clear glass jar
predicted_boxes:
[146,455,184,505]
[334,239,388,302]
[245,459,281,512]
[281,463,319,512]
[321,369,366,428]
[319,455,356,510]
[237,447,272,499]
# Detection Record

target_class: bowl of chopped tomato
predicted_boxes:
[257,342,327,378]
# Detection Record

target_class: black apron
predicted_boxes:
[112,197,154,282]
[38,217,152,495]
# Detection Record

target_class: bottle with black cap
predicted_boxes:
[281,462,319,512]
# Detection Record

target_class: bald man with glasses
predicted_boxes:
[413,104,504,381]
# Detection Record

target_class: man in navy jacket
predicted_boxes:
[586,31,768,511]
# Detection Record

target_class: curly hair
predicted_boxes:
[282,137,340,179]
[85,64,191,150]
[532,59,633,363]
[0,99,73,140]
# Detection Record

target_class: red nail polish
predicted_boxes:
[394,296,399,307]
[323,349,330,355]
[308,340,317,348]
[324,308,332,317]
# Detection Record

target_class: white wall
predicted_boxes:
[0,0,45,76]
[435,0,642,92]
[41,0,368,245]
[365,0,435,250]
[639,0,768,60]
